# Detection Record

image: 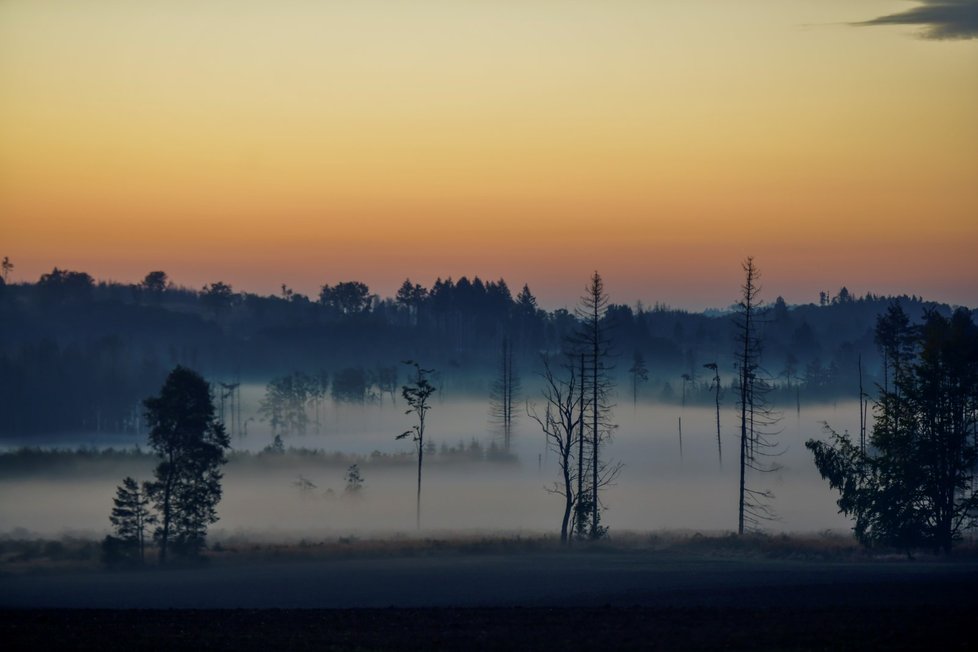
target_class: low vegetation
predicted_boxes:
[5,530,976,576]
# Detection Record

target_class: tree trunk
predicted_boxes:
[416,438,423,530]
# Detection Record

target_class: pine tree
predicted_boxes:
[144,366,230,562]
[106,476,155,564]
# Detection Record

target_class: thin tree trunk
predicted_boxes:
[678,416,684,462]
[160,450,174,563]
[416,418,424,530]
[714,373,722,467]
[576,353,585,538]
[591,313,599,538]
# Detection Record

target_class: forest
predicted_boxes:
[0,265,961,437]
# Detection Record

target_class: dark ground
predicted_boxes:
[2,551,977,650]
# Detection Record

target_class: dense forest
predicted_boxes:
[0,266,969,436]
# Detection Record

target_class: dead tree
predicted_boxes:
[704,362,722,466]
[573,271,618,539]
[574,351,588,539]
[734,258,782,534]
[489,335,521,452]
[527,355,583,544]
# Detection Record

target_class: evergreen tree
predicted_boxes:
[105,476,155,564]
[807,308,978,553]
[144,366,230,562]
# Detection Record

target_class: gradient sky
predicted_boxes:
[1,1,976,309]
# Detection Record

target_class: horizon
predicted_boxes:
[5,260,976,314]
[2,1,976,311]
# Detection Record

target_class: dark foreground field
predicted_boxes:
[2,542,977,650]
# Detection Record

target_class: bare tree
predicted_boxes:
[572,271,617,539]
[1,256,13,282]
[734,258,781,534]
[704,362,722,466]
[489,335,521,452]
[527,355,583,544]
[397,360,436,530]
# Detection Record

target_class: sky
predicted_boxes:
[1,0,976,310]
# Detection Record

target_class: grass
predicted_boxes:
[5,529,975,575]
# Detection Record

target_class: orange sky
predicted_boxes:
[1,1,976,308]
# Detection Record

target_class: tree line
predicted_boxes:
[1,260,962,436]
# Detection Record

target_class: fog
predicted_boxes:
[0,391,862,539]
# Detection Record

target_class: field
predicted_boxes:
[2,533,977,650]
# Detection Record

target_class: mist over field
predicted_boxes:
[0,395,858,538]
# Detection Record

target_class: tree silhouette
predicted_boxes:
[704,362,722,466]
[397,361,436,530]
[144,366,230,562]
[1,256,13,282]
[345,464,364,495]
[573,271,617,539]
[141,271,168,295]
[680,373,692,408]
[106,476,155,564]
[489,335,520,451]
[807,308,978,554]
[374,366,399,405]
[37,268,94,304]
[628,351,649,407]
[734,258,781,534]
[528,355,583,544]
[395,278,427,325]
[201,281,234,319]
[259,373,312,436]
[320,281,372,314]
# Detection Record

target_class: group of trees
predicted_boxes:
[530,272,622,544]
[104,367,230,564]
[807,306,978,554]
[256,366,399,438]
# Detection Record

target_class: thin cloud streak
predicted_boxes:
[855,0,978,39]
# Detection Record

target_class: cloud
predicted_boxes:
[855,0,978,39]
